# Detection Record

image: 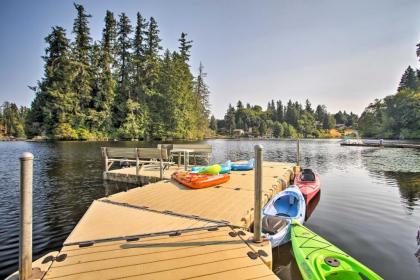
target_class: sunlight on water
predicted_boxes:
[0,139,419,279]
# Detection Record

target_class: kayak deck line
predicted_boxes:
[17,161,296,280]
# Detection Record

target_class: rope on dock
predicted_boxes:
[98,198,233,226]
[63,224,233,247]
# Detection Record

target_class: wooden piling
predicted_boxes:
[253,145,263,243]
[19,152,33,280]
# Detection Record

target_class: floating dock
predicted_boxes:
[11,160,296,280]
[340,142,420,149]
[103,165,187,184]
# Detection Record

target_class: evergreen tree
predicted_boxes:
[305,99,313,114]
[193,62,210,135]
[72,3,93,121]
[132,12,147,103]
[398,66,417,91]
[209,115,217,131]
[96,10,117,133]
[113,13,132,127]
[29,26,78,138]
[315,105,326,123]
[224,104,236,134]
[276,100,283,122]
[144,17,163,138]
[179,32,192,61]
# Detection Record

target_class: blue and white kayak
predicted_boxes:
[231,158,255,171]
[262,185,306,247]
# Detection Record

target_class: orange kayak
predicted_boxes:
[172,172,230,189]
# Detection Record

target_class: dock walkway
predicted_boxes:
[29,162,295,280]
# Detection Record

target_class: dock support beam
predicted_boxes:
[253,145,263,243]
[19,152,33,280]
[296,138,300,166]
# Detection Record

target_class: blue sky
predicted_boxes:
[1,0,420,118]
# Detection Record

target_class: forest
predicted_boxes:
[20,4,209,140]
[1,3,419,140]
[215,100,357,138]
[358,47,420,139]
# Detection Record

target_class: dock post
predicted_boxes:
[296,138,300,166]
[254,145,263,243]
[102,147,109,172]
[159,148,164,180]
[135,148,140,178]
[19,152,33,280]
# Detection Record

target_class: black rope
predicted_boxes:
[64,224,231,247]
[99,199,231,226]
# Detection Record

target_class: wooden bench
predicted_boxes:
[101,147,173,179]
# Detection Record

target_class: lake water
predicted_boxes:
[0,139,419,279]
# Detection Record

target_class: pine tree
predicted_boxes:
[72,3,93,121]
[305,99,313,114]
[398,66,417,91]
[193,62,210,136]
[224,104,236,134]
[276,100,283,122]
[209,115,217,131]
[179,32,193,62]
[33,26,79,138]
[133,12,147,103]
[144,17,163,138]
[96,10,117,133]
[113,13,132,127]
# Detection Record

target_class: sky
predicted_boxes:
[1,0,420,118]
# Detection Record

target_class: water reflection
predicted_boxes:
[0,139,419,279]
[305,191,321,221]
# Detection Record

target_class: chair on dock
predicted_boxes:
[101,147,173,179]
[169,144,212,165]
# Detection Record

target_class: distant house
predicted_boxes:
[335,123,346,129]
[232,129,244,137]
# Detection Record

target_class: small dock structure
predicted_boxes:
[340,139,420,149]
[11,145,297,280]
[102,144,213,184]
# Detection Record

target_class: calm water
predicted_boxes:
[0,139,419,279]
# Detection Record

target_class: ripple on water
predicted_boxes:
[0,139,419,279]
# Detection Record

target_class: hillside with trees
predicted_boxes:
[215,100,357,138]
[0,102,28,139]
[25,4,210,140]
[358,48,420,139]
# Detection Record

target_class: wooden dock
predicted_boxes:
[340,142,420,149]
[103,165,187,184]
[13,161,296,280]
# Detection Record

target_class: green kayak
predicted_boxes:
[290,220,383,280]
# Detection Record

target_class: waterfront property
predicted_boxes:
[8,145,297,280]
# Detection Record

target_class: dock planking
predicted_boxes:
[27,161,295,279]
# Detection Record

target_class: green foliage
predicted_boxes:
[0,102,28,138]
[53,123,78,140]
[359,90,420,139]
[220,99,347,138]
[25,4,211,140]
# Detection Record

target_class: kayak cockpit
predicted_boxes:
[262,216,288,235]
[300,168,316,181]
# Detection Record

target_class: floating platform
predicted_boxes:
[14,161,296,280]
[340,142,420,149]
[103,165,187,185]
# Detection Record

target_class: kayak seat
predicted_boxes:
[301,169,316,181]
[262,216,288,235]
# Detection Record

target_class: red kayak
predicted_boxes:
[293,169,320,205]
